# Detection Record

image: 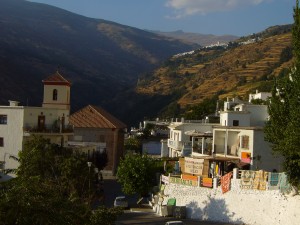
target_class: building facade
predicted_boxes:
[68,105,127,175]
[0,71,73,180]
[213,96,282,171]
[167,118,216,157]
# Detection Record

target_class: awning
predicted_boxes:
[184,130,213,137]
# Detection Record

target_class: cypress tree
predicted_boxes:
[265,0,300,188]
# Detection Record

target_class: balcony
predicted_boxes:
[167,139,183,151]
[192,142,212,156]
[168,139,193,152]
[214,144,240,157]
[23,124,74,135]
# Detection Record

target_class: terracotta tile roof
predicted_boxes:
[42,71,71,85]
[69,105,127,129]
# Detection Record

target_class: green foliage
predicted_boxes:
[92,150,108,171]
[116,154,163,196]
[160,102,182,119]
[184,95,218,120]
[250,99,268,105]
[141,123,155,139]
[0,176,88,225]
[265,1,300,187]
[280,46,293,64]
[0,136,121,225]
[124,137,142,153]
[17,136,92,199]
[89,206,123,225]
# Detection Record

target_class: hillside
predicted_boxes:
[152,30,238,46]
[136,27,293,114]
[0,0,197,123]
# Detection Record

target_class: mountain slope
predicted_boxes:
[152,30,238,46]
[0,0,197,119]
[136,27,293,113]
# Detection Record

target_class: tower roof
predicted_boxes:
[42,71,71,86]
[69,105,127,129]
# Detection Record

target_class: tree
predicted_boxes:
[0,136,122,225]
[116,154,163,197]
[17,136,93,199]
[184,95,218,120]
[124,137,142,153]
[0,176,88,225]
[265,0,300,190]
[89,206,123,225]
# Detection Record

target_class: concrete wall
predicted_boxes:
[220,112,250,127]
[253,131,283,172]
[23,107,70,128]
[72,127,124,174]
[247,105,268,127]
[162,181,300,225]
[0,107,24,178]
[43,84,70,109]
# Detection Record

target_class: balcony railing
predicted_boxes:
[168,139,183,150]
[214,144,239,157]
[23,125,74,134]
[168,139,192,151]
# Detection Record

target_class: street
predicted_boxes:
[115,210,234,225]
[103,176,233,225]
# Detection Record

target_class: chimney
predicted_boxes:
[9,100,19,106]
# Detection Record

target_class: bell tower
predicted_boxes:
[42,71,71,110]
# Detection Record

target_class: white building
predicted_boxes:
[166,92,282,175]
[0,72,73,180]
[167,118,216,157]
[213,96,282,171]
[249,89,271,103]
[220,103,268,127]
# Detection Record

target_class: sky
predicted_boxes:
[28,0,295,36]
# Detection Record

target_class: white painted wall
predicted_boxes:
[168,123,215,157]
[249,91,271,102]
[0,105,71,181]
[162,181,300,225]
[220,111,250,127]
[247,105,268,127]
[43,84,70,109]
[0,106,24,177]
[23,107,70,128]
[252,130,283,172]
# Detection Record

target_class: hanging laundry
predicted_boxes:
[202,177,213,188]
[240,170,255,189]
[221,172,233,194]
[215,163,219,176]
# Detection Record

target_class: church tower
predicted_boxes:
[42,71,71,110]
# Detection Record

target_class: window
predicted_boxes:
[0,115,7,124]
[53,89,58,101]
[0,137,4,147]
[233,120,239,126]
[241,135,249,149]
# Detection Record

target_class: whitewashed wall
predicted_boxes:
[162,180,300,225]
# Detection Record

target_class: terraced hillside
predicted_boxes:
[136,31,293,108]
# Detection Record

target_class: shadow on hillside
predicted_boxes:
[186,197,244,225]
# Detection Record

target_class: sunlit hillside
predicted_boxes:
[137,28,292,111]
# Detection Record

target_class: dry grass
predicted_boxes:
[137,32,292,108]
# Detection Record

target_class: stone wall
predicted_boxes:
[161,179,300,225]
